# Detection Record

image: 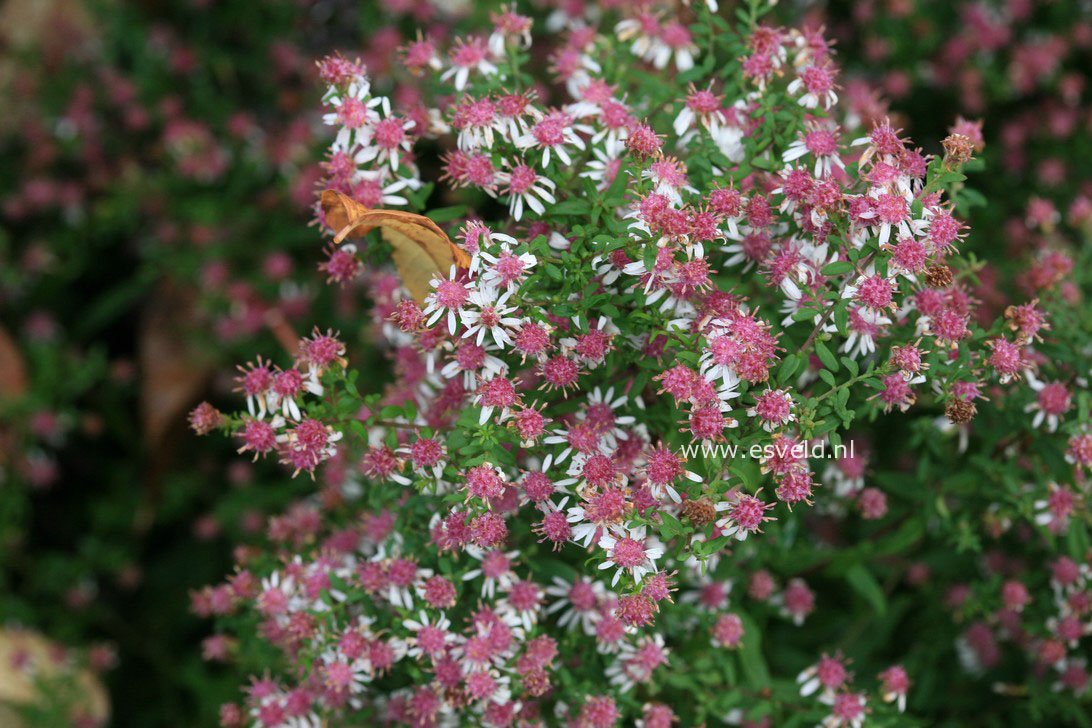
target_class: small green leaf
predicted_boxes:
[778,354,802,384]
[426,205,468,223]
[815,341,839,372]
[642,243,658,272]
[552,199,592,215]
[845,563,886,615]
[834,305,849,335]
[821,261,855,276]
[737,612,770,688]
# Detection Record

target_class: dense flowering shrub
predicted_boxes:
[184,1,1092,727]
[0,0,1089,726]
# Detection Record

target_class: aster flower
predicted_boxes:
[1024,371,1072,432]
[462,546,520,599]
[878,665,910,712]
[439,338,508,391]
[515,110,589,167]
[322,78,380,150]
[566,486,631,548]
[783,124,846,178]
[497,160,557,221]
[478,242,538,291]
[598,526,663,587]
[459,286,521,348]
[606,633,670,692]
[797,653,849,700]
[747,389,796,431]
[673,83,725,138]
[404,611,456,661]
[488,5,533,56]
[652,22,699,71]
[787,64,839,109]
[442,37,499,91]
[496,578,543,632]
[820,691,868,728]
[352,104,416,172]
[715,489,776,541]
[423,265,472,335]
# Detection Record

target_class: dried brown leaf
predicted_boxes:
[0,628,109,724]
[0,324,29,400]
[139,283,212,448]
[320,189,470,303]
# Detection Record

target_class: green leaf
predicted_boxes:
[642,243,658,272]
[815,340,838,372]
[833,304,849,335]
[737,612,770,688]
[821,261,854,276]
[778,354,802,384]
[659,511,686,540]
[955,187,987,213]
[845,564,886,615]
[425,205,468,223]
[552,199,592,215]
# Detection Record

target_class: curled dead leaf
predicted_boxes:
[139,282,213,449]
[0,325,29,400]
[0,0,93,50]
[0,628,109,725]
[0,0,96,136]
[320,189,470,304]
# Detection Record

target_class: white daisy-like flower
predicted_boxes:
[651,23,698,71]
[835,306,892,359]
[274,423,343,474]
[579,136,626,191]
[404,611,456,661]
[580,386,637,448]
[349,97,415,171]
[544,576,607,634]
[514,111,590,168]
[258,570,300,618]
[606,634,670,693]
[322,80,381,150]
[349,169,421,207]
[461,546,520,599]
[597,526,663,587]
[478,242,537,291]
[497,160,557,221]
[459,286,521,348]
[782,126,845,179]
[438,336,507,392]
[615,16,658,59]
[496,579,543,633]
[441,37,499,92]
[544,423,610,467]
[318,651,372,694]
[819,692,867,728]
[423,265,470,335]
[1024,370,1071,433]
